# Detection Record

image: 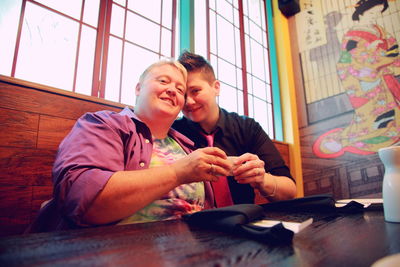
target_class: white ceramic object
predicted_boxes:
[378,146,400,223]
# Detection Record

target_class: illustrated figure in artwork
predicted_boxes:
[313,0,400,158]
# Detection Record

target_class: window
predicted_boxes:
[0,0,177,105]
[194,0,274,138]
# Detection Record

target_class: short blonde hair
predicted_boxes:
[138,59,187,85]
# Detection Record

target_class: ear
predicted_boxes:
[135,83,141,96]
[213,80,221,96]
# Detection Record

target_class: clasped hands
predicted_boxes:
[172,147,266,189]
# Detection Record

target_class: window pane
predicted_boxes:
[83,0,100,27]
[113,0,126,6]
[75,25,96,96]
[209,10,217,54]
[217,58,236,87]
[216,0,233,23]
[16,2,78,91]
[216,15,235,62]
[194,0,207,56]
[110,3,124,37]
[35,0,82,19]
[126,12,160,52]
[105,37,122,102]
[250,39,265,80]
[161,28,172,57]
[162,0,173,29]
[252,76,266,100]
[0,0,22,76]
[121,44,158,105]
[128,0,161,23]
[218,82,238,113]
[253,97,268,134]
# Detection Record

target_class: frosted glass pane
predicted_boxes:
[252,76,266,101]
[216,0,233,23]
[209,11,217,54]
[16,2,78,91]
[75,26,96,96]
[121,44,158,106]
[0,0,21,76]
[209,0,215,10]
[248,95,254,118]
[250,39,265,80]
[263,47,270,84]
[114,0,126,6]
[266,83,272,103]
[105,37,122,102]
[126,12,159,52]
[247,73,253,95]
[233,5,239,27]
[234,28,241,67]
[83,0,100,27]
[35,0,82,19]
[248,0,261,23]
[236,68,242,89]
[161,28,172,57]
[110,4,124,37]
[218,59,236,87]
[237,89,244,115]
[194,0,207,56]
[253,97,268,135]
[219,83,238,113]
[162,0,172,29]
[216,15,235,62]
[128,0,161,23]
[242,0,248,16]
[250,21,262,43]
[261,1,266,31]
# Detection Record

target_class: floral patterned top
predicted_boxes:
[118,136,205,224]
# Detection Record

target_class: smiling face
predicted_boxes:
[135,64,186,122]
[183,71,220,132]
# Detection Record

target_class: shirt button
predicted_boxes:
[139,162,145,167]
[145,139,150,144]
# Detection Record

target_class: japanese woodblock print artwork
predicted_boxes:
[294,0,400,198]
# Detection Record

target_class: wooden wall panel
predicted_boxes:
[0,108,39,148]
[274,141,290,167]
[0,83,121,120]
[37,115,76,150]
[0,186,31,237]
[0,148,54,186]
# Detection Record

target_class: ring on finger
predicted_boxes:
[210,163,215,175]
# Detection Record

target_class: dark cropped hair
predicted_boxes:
[352,0,388,21]
[178,51,216,84]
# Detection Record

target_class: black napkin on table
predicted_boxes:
[183,204,294,244]
[184,195,367,245]
[261,194,365,213]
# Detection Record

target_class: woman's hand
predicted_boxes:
[230,153,266,189]
[171,147,232,184]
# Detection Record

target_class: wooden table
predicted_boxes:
[0,210,399,266]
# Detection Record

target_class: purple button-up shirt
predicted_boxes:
[28,107,213,232]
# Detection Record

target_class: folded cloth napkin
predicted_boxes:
[261,194,365,213]
[183,204,294,244]
[184,196,366,245]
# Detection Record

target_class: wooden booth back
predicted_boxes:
[0,76,290,237]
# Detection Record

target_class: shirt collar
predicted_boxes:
[120,106,194,147]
